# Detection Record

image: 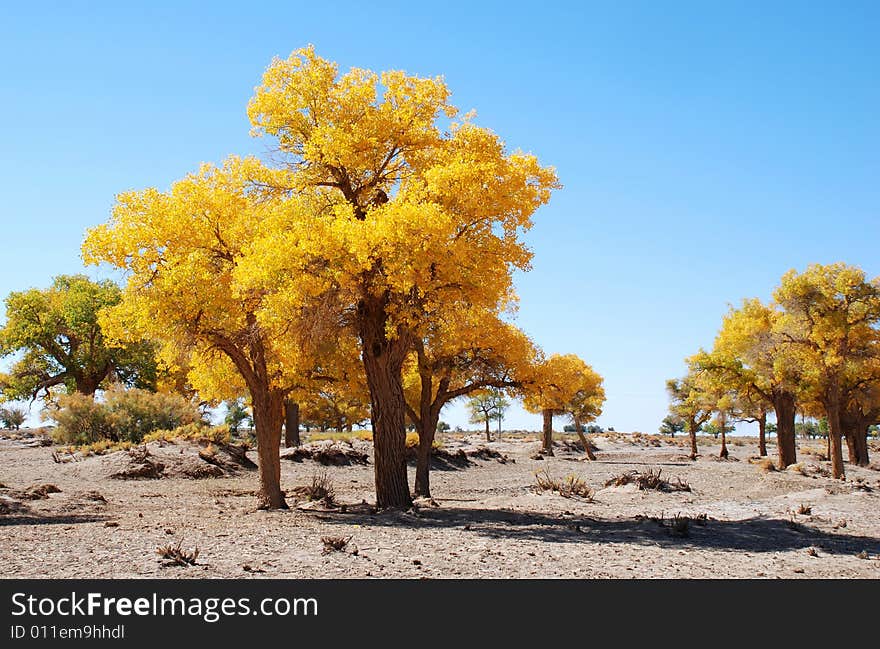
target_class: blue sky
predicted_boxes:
[1,1,878,432]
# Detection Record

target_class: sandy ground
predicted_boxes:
[1,431,879,579]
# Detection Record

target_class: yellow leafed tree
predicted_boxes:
[522,353,605,458]
[82,157,319,509]
[241,47,559,508]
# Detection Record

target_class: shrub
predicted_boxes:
[604,469,690,492]
[534,469,594,500]
[291,472,336,506]
[103,387,202,443]
[50,387,203,445]
[0,404,28,430]
[51,393,116,445]
[144,423,231,445]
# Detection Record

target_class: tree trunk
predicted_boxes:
[284,400,300,448]
[413,408,443,499]
[687,419,698,460]
[574,417,596,460]
[485,417,492,442]
[541,410,554,455]
[758,412,767,457]
[773,390,797,468]
[358,296,412,510]
[826,397,845,479]
[719,413,728,459]
[842,413,870,467]
[252,391,287,510]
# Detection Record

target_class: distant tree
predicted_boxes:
[666,373,712,460]
[659,415,684,437]
[0,275,158,401]
[467,388,509,442]
[436,420,450,434]
[0,404,27,430]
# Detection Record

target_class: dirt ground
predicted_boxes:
[2,430,879,579]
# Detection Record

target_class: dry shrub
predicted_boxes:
[533,469,594,500]
[604,469,690,492]
[321,535,352,555]
[670,513,690,537]
[291,472,336,506]
[752,457,777,473]
[796,503,812,515]
[156,541,199,567]
[788,463,809,476]
[144,423,231,445]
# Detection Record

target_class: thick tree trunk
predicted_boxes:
[773,390,797,468]
[842,413,870,467]
[758,412,767,457]
[359,296,412,510]
[413,410,442,499]
[541,410,554,455]
[252,391,287,510]
[284,400,300,448]
[687,419,698,460]
[574,417,596,460]
[719,414,728,459]
[826,398,845,479]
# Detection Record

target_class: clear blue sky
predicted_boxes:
[1,1,878,432]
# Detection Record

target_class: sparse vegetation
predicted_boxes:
[533,469,594,500]
[156,541,200,567]
[321,535,352,555]
[604,468,690,492]
[292,472,337,506]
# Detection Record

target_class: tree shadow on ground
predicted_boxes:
[0,513,107,527]
[313,506,880,554]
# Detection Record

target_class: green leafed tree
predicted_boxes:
[0,275,158,401]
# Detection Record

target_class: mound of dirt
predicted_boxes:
[14,483,62,500]
[406,445,514,469]
[103,441,256,480]
[281,440,370,466]
[0,494,29,515]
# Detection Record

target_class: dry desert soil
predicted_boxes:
[2,430,879,579]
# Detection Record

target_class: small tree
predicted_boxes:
[224,399,252,434]
[467,388,509,442]
[436,420,450,434]
[0,404,27,430]
[659,415,684,437]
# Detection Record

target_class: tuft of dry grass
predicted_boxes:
[752,457,777,473]
[291,472,336,506]
[156,541,199,567]
[796,503,812,515]
[533,469,594,500]
[604,469,690,492]
[321,535,352,555]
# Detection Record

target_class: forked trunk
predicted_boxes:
[252,391,287,510]
[284,400,300,448]
[773,390,797,468]
[359,296,412,510]
[541,410,554,455]
[842,413,870,467]
[574,418,596,460]
[758,413,767,457]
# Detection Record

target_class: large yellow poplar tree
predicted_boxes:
[773,263,880,479]
[242,47,559,508]
[82,157,316,509]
